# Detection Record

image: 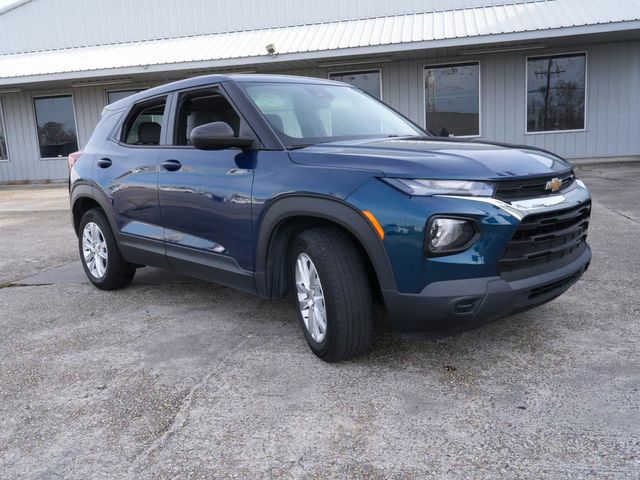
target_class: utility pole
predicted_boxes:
[535,58,565,130]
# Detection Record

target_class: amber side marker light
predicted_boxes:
[362,210,385,240]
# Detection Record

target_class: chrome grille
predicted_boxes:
[494,172,575,202]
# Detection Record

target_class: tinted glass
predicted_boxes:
[241,82,423,147]
[329,70,381,99]
[123,101,166,145]
[107,89,142,104]
[33,95,78,158]
[0,99,7,160]
[527,54,586,132]
[425,63,480,136]
[175,91,241,145]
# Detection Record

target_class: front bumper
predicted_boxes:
[382,244,590,335]
[381,179,593,335]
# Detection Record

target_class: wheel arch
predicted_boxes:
[255,194,397,299]
[70,184,118,236]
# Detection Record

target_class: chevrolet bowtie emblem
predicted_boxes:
[545,177,563,192]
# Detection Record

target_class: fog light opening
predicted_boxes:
[426,217,478,256]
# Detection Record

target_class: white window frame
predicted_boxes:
[423,60,482,138]
[0,98,9,162]
[105,88,145,106]
[32,93,80,161]
[327,69,383,100]
[524,51,588,135]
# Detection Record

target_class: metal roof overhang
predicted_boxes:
[1,0,639,87]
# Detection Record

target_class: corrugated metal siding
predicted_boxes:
[0,81,156,183]
[0,91,67,182]
[0,0,533,54]
[297,42,640,160]
[1,40,639,182]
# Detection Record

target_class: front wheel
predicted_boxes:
[78,208,135,290]
[291,227,373,362]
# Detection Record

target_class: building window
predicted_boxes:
[107,89,143,105]
[424,62,480,137]
[329,70,381,99]
[527,53,586,133]
[0,99,8,160]
[33,95,78,158]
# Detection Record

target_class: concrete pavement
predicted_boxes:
[0,165,638,479]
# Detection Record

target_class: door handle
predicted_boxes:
[96,158,112,168]
[161,159,182,172]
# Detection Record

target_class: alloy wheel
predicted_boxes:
[295,253,328,343]
[82,222,108,279]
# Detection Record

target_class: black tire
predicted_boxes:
[78,208,135,290]
[290,227,373,362]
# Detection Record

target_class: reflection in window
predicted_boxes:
[107,89,143,104]
[425,63,480,137]
[242,83,421,146]
[527,54,586,132]
[329,70,381,99]
[33,95,78,158]
[0,99,7,160]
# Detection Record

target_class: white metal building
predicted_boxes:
[0,0,639,183]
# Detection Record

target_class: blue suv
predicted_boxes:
[70,74,592,361]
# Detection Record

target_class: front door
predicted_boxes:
[157,87,257,291]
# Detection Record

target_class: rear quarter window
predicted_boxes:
[121,98,167,145]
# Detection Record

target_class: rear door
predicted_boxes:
[92,95,169,267]
[157,85,258,291]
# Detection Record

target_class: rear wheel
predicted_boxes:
[78,209,135,290]
[291,227,373,362]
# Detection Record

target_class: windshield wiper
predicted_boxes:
[384,135,432,141]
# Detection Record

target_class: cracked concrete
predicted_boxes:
[127,334,256,477]
[0,164,639,478]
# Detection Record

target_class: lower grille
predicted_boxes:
[499,200,591,277]
[528,271,581,300]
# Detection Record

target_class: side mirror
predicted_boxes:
[190,121,255,150]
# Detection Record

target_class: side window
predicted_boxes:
[174,90,241,146]
[122,98,166,145]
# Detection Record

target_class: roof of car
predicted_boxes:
[105,74,345,112]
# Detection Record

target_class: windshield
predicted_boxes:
[240,82,426,147]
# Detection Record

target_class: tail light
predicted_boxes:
[68,150,83,169]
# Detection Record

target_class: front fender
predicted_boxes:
[254,194,397,298]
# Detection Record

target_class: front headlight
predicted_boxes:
[382,178,495,197]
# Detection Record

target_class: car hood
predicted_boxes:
[288,138,573,180]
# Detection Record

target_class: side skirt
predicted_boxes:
[165,243,257,294]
